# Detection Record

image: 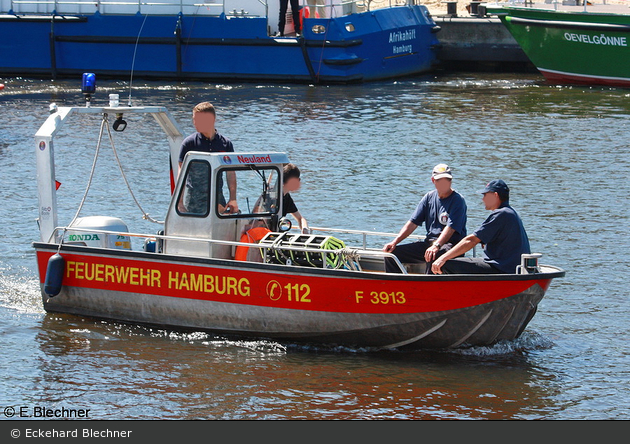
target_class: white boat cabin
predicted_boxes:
[164,151,291,260]
[34,103,303,263]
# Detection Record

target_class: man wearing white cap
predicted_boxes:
[383,164,467,273]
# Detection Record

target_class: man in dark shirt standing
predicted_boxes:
[431,179,531,274]
[178,102,238,214]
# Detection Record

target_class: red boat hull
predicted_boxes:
[540,68,630,88]
[35,244,563,349]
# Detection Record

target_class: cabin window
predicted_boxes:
[217,166,281,218]
[176,160,211,217]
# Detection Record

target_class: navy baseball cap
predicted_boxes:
[480,179,509,195]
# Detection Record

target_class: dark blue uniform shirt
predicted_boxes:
[409,189,467,244]
[474,202,531,273]
[178,131,234,163]
[178,131,234,211]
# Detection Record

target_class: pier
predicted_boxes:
[432,14,535,71]
[426,1,535,71]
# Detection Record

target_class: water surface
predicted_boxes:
[0,74,628,419]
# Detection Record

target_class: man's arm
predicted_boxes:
[290,210,309,233]
[225,170,238,213]
[431,234,481,274]
[424,225,456,262]
[383,221,418,253]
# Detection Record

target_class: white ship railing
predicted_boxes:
[503,0,618,13]
[46,225,412,273]
[1,0,389,17]
[45,223,476,275]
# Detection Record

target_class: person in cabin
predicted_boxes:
[383,164,468,273]
[431,180,531,274]
[178,102,238,214]
[282,163,310,234]
[277,0,301,37]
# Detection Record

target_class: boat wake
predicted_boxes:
[139,329,290,355]
[0,263,44,314]
[450,330,555,357]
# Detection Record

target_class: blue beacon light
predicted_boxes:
[82,73,96,107]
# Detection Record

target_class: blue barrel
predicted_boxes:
[44,253,65,297]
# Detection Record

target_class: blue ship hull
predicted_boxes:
[0,6,440,83]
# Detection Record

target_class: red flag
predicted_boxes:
[55,180,61,190]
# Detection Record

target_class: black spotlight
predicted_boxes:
[113,113,127,132]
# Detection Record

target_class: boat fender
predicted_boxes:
[235,227,271,261]
[44,253,65,297]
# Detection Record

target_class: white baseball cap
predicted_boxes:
[432,164,452,180]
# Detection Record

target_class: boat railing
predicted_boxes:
[502,0,617,12]
[47,224,411,273]
[307,225,424,250]
[3,0,375,18]
[306,225,478,257]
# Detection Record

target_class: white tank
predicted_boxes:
[66,216,132,250]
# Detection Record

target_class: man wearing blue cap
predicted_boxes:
[383,164,467,273]
[431,179,531,274]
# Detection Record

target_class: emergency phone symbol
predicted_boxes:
[267,280,282,301]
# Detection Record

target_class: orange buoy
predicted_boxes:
[0,84,5,91]
[235,227,271,261]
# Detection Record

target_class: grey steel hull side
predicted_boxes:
[41,282,546,350]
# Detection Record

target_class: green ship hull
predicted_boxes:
[487,4,630,87]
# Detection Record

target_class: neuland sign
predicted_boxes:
[236,155,272,163]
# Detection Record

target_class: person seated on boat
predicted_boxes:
[278,0,301,36]
[177,102,238,214]
[431,180,531,275]
[383,164,467,273]
[282,163,310,234]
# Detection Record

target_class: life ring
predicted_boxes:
[235,227,271,261]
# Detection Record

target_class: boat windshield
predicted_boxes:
[216,166,280,218]
[176,159,211,217]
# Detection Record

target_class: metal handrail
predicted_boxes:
[307,225,477,257]
[6,0,371,17]
[507,0,612,12]
[307,225,424,249]
[47,224,409,273]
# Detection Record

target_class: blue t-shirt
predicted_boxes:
[409,190,467,244]
[474,202,531,273]
[179,131,234,209]
[178,131,234,163]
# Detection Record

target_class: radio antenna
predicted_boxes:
[128,14,149,107]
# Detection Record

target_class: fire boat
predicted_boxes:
[33,76,565,350]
